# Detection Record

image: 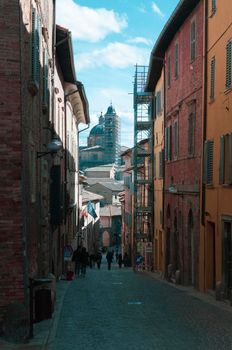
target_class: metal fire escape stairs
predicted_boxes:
[133,65,154,259]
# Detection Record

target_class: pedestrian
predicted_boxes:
[118,253,122,268]
[96,251,102,269]
[123,252,129,267]
[72,246,82,277]
[80,247,89,277]
[106,250,113,270]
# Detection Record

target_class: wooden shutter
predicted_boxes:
[156,91,161,115]
[174,122,178,158]
[204,140,214,184]
[43,49,49,104]
[159,151,163,178]
[188,113,194,154]
[212,0,216,13]
[219,136,225,184]
[226,41,232,89]
[32,8,40,83]
[210,57,215,100]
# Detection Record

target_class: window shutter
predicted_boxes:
[156,91,161,115]
[212,0,216,13]
[174,122,178,158]
[226,41,232,89]
[229,134,232,184]
[210,57,216,100]
[32,8,40,83]
[43,49,49,104]
[154,153,156,177]
[168,125,172,161]
[188,113,194,154]
[219,136,225,185]
[159,151,163,178]
[204,140,214,185]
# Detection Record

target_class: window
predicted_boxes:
[188,113,194,155]
[31,8,40,83]
[211,0,216,14]
[167,55,171,87]
[210,56,216,100]
[174,121,178,158]
[174,43,179,78]
[226,41,232,89]
[219,134,232,185]
[43,50,49,105]
[203,140,214,185]
[190,20,196,62]
[156,90,162,115]
[165,126,172,161]
[159,150,164,178]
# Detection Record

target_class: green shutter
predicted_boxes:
[203,141,208,184]
[190,20,196,61]
[174,122,178,157]
[43,49,49,104]
[212,0,216,13]
[219,136,225,184]
[175,43,179,78]
[167,55,171,87]
[210,57,215,100]
[226,41,232,89]
[204,140,214,185]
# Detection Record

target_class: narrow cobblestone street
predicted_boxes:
[48,258,232,350]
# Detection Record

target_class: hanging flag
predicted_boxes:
[87,201,97,219]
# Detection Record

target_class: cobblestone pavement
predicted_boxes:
[48,260,232,350]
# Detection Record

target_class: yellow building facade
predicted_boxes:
[153,71,165,274]
[199,0,232,301]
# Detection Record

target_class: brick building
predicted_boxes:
[147,0,203,286]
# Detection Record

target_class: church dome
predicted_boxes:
[106,104,116,115]
[89,124,104,136]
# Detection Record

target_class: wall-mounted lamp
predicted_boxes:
[37,134,63,158]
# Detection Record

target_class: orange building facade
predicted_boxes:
[199,0,232,301]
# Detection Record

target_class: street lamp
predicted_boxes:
[37,134,63,158]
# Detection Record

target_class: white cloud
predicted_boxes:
[151,2,165,18]
[127,37,152,46]
[56,0,127,42]
[76,42,150,71]
[138,4,147,13]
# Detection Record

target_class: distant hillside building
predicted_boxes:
[80,104,120,169]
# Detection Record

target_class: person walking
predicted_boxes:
[118,253,122,268]
[96,251,102,269]
[106,250,113,270]
[72,246,82,278]
[123,252,129,267]
[80,247,89,277]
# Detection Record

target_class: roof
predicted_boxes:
[86,178,115,186]
[100,205,121,217]
[146,0,200,92]
[56,25,76,83]
[85,164,114,172]
[105,104,116,115]
[82,190,104,203]
[89,124,104,136]
[88,181,124,192]
[121,147,132,157]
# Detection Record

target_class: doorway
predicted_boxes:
[223,221,232,299]
[205,221,216,290]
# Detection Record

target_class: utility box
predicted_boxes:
[34,288,52,322]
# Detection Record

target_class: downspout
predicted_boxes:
[202,0,208,291]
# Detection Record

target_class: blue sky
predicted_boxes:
[56,0,179,147]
